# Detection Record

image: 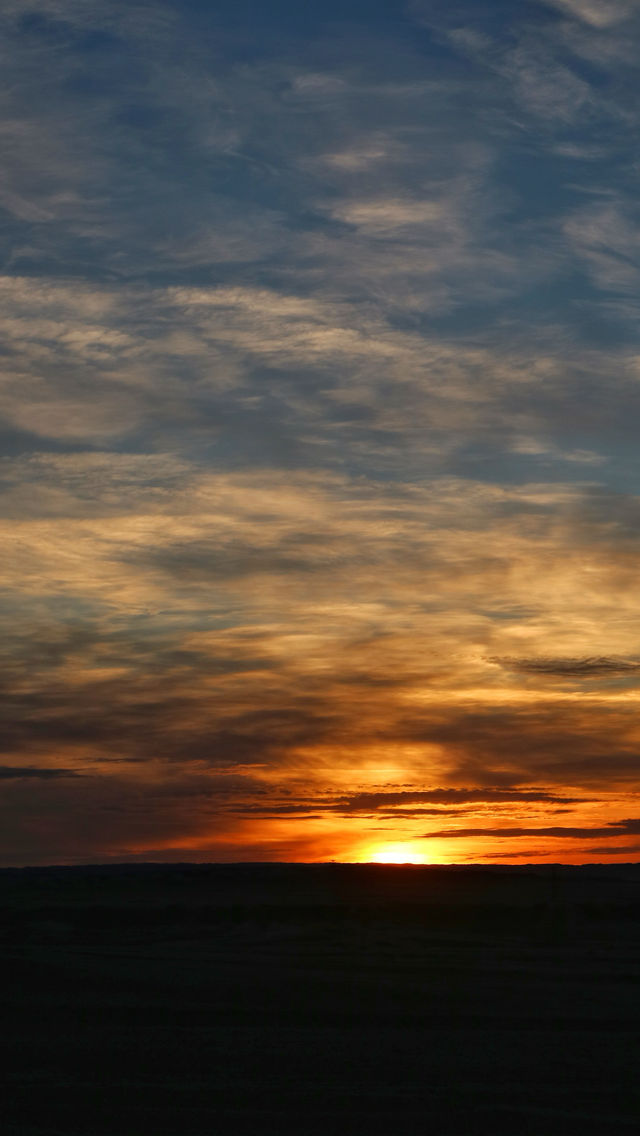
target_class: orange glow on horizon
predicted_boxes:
[364,842,430,865]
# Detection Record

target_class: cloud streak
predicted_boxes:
[495,656,640,678]
[0,766,80,779]
[423,818,640,840]
[338,789,582,810]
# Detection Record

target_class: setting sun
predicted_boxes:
[367,843,429,865]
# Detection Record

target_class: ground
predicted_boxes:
[2,862,639,1134]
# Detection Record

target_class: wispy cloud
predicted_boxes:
[544,0,635,28]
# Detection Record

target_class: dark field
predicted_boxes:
[2,862,640,1135]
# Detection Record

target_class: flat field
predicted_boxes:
[2,862,639,1134]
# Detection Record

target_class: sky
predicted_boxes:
[3,0,640,866]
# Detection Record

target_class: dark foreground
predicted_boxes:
[2,862,640,1135]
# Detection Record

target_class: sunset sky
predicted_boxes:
[3,0,640,866]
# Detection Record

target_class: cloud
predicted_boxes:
[543,0,634,28]
[423,818,640,839]
[584,842,640,855]
[338,789,582,811]
[225,786,584,820]
[495,656,640,678]
[4,460,640,802]
[329,197,448,236]
[2,1,640,864]
[504,44,590,123]
[0,766,80,779]
[564,202,640,294]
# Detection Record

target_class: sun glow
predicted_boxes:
[366,842,429,865]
